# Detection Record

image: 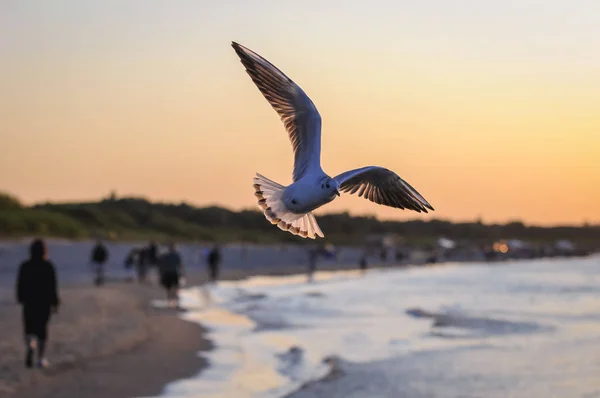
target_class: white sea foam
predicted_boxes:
[154,255,600,398]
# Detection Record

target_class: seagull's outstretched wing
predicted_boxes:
[232,42,322,181]
[334,166,434,213]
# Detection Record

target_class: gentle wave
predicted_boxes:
[156,255,600,398]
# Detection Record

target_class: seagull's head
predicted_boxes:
[321,177,340,199]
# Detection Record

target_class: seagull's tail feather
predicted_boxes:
[253,173,324,239]
[280,212,324,240]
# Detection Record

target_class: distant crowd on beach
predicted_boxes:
[15,238,223,370]
[89,239,222,281]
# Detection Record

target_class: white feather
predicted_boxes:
[253,173,324,239]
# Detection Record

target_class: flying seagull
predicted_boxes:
[232,42,434,239]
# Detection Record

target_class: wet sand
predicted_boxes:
[0,281,210,398]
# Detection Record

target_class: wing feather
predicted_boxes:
[334,166,434,213]
[232,42,322,181]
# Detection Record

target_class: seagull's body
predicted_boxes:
[232,42,434,239]
[282,173,336,214]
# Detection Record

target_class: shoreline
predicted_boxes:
[5,254,597,398]
[2,264,344,398]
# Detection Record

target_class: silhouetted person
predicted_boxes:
[16,239,60,368]
[380,248,387,262]
[307,249,318,283]
[123,248,139,282]
[207,244,222,283]
[147,241,158,266]
[359,253,368,275]
[426,253,438,264]
[124,249,136,268]
[395,249,405,263]
[91,240,108,286]
[136,247,149,284]
[158,243,185,308]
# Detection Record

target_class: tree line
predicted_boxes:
[0,192,598,247]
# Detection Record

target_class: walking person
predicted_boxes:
[146,240,158,270]
[206,244,222,284]
[16,239,60,368]
[359,252,368,275]
[90,240,108,286]
[123,248,137,282]
[158,243,185,309]
[135,247,149,284]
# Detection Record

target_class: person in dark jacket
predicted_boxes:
[359,252,368,275]
[206,244,221,283]
[91,240,108,286]
[16,239,60,368]
[147,241,158,265]
[158,243,185,308]
[136,247,149,284]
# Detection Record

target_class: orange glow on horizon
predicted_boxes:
[1,2,599,226]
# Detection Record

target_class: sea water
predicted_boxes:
[156,255,600,398]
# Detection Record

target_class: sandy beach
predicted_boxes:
[0,239,365,398]
[0,280,210,398]
[3,239,598,398]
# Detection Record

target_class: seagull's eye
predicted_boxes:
[291,199,297,205]
[326,183,330,188]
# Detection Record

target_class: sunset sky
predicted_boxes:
[1,1,598,226]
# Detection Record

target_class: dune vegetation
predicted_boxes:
[0,192,598,247]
